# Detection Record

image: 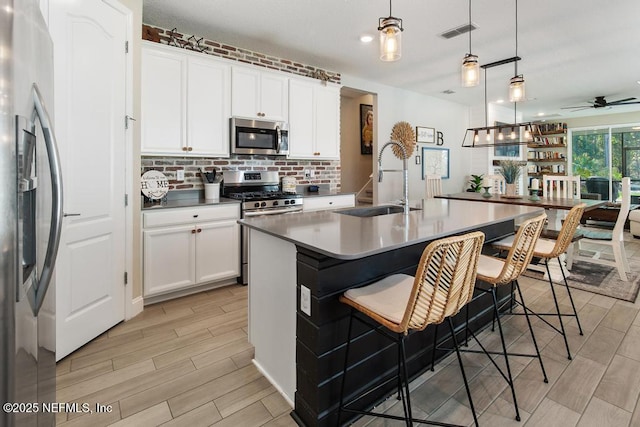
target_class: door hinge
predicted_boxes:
[124,194,128,207]
[125,115,136,129]
[125,40,129,53]
[124,271,128,285]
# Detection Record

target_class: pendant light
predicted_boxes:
[378,0,403,62]
[461,0,479,87]
[509,0,525,102]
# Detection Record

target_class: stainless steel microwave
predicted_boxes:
[230,117,289,156]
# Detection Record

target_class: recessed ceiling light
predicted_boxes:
[632,126,640,130]
[537,112,545,117]
[496,99,504,104]
[360,35,374,43]
[637,80,640,85]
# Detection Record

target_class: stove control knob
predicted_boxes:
[273,201,279,206]
[284,200,290,205]
[254,202,260,208]
[261,202,267,207]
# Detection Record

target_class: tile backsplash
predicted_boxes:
[141,155,341,192]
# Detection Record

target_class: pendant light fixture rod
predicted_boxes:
[484,69,488,127]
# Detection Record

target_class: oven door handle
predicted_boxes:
[244,207,302,217]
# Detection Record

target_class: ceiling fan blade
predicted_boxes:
[561,105,592,110]
[608,97,637,104]
[610,100,640,105]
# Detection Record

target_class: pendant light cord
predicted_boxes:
[468,0,472,54]
[514,0,519,76]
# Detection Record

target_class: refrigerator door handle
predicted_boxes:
[28,83,64,316]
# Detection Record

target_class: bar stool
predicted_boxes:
[337,231,485,427]
[454,213,548,422]
[491,204,586,359]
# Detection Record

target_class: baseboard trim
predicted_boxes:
[127,295,144,320]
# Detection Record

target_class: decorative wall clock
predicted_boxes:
[390,121,416,159]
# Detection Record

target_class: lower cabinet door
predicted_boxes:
[143,224,196,296]
[195,220,240,284]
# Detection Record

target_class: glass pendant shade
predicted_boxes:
[461,54,480,87]
[509,74,525,102]
[379,17,402,61]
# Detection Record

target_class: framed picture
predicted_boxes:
[360,104,373,154]
[422,147,450,179]
[416,126,435,143]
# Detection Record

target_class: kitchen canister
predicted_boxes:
[281,176,297,193]
[204,182,220,201]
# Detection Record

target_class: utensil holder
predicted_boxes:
[204,183,220,201]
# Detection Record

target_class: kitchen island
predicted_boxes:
[239,199,543,426]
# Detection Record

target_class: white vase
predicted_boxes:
[505,183,517,197]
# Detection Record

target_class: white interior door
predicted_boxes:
[51,0,127,360]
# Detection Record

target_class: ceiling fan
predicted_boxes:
[562,96,640,111]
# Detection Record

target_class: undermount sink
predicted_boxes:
[336,205,421,218]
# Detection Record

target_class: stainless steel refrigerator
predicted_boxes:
[1,0,62,425]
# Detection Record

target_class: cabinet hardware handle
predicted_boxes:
[197,228,202,233]
[191,229,196,234]
[63,213,81,217]
[182,147,188,151]
[193,214,199,218]
[187,147,193,151]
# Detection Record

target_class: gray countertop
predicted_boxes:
[239,199,543,259]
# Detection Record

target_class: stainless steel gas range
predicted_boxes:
[223,171,303,284]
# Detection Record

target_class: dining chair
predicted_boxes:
[337,231,485,427]
[486,174,506,195]
[425,174,442,198]
[542,175,581,199]
[574,177,631,281]
[492,204,586,359]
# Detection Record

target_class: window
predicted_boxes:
[571,125,640,202]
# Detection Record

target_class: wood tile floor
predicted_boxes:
[56,234,640,426]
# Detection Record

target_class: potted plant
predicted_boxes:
[498,160,524,196]
[467,174,484,192]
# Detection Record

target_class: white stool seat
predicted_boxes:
[493,235,557,257]
[476,255,506,280]
[344,274,418,324]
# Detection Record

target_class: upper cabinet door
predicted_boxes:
[259,72,288,121]
[141,45,187,154]
[231,66,288,121]
[288,79,315,158]
[287,77,340,160]
[187,55,231,157]
[231,66,261,119]
[314,84,340,160]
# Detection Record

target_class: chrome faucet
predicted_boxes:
[378,141,409,215]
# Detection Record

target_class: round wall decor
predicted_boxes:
[390,121,416,158]
[141,170,169,200]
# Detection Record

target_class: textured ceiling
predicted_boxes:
[143,0,640,121]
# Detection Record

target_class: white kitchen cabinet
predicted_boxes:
[288,78,340,160]
[302,194,355,212]
[141,42,231,157]
[231,66,288,121]
[143,203,240,297]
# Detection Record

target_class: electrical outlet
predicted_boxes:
[177,169,185,181]
[309,170,315,178]
[300,285,311,316]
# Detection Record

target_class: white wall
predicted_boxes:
[341,74,471,203]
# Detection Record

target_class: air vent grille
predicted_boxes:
[440,23,478,40]
[442,89,455,94]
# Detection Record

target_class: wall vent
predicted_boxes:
[442,89,455,95]
[439,23,478,40]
